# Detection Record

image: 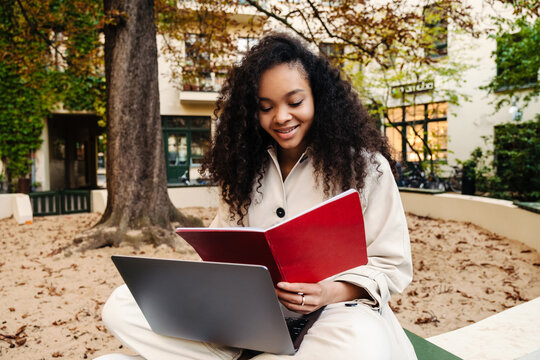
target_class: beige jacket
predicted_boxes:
[211,147,416,357]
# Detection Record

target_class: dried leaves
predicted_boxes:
[46,285,65,297]
[394,213,540,337]
[0,325,28,347]
[0,212,115,358]
[415,311,440,326]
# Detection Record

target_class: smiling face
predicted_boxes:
[258,62,315,161]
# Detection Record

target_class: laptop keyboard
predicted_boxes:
[285,306,325,350]
[285,317,309,341]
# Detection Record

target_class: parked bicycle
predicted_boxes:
[446,165,462,193]
[397,162,426,188]
[423,171,446,191]
[396,161,448,191]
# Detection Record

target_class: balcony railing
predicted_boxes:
[182,71,227,93]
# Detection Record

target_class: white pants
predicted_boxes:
[100,285,400,360]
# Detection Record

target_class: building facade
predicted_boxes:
[29,0,540,191]
[377,1,539,169]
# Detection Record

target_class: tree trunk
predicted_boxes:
[74,0,201,250]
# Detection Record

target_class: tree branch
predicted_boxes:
[285,8,317,44]
[305,0,374,57]
[244,0,320,45]
[15,0,69,66]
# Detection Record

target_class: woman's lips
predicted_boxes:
[275,125,299,133]
[274,125,299,139]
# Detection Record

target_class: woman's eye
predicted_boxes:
[290,100,303,107]
[259,106,272,113]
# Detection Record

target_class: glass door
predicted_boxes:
[165,131,190,184]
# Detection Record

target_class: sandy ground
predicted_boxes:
[0,207,539,359]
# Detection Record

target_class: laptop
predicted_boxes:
[111,255,323,355]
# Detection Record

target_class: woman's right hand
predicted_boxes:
[275,281,367,315]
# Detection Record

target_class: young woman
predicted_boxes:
[99,33,416,360]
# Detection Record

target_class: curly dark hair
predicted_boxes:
[201,32,396,223]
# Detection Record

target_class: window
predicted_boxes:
[237,37,258,63]
[423,4,448,59]
[162,116,212,184]
[50,31,68,71]
[189,117,211,165]
[384,102,448,162]
[167,134,188,167]
[184,33,210,66]
[190,132,210,165]
[385,124,403,159]
[183,34,216,91]
[320,42,344,68]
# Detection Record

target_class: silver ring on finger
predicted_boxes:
[298,292,305,306]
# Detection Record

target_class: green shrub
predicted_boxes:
[477,119,540,201]
[492,117,540,201]
[462,116,540,201]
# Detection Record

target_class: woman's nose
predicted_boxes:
[275,106,292,123]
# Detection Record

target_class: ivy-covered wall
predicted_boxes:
[0,1,105,192]
[0,63,48,189]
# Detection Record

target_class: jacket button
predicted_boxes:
[276,207,285,218]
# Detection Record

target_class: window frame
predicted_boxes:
[162,116,212,184]
[320,42,345,68]
[384,102,448,163]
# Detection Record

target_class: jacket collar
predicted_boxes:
[265,145,310,164]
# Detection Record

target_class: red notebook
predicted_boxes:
[176,189,367,285]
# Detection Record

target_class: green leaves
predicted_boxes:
[0,62,47,180]
[470,117,540,201]
[493,118,540,200]
[0,0,105,187]
[484,16,540,110]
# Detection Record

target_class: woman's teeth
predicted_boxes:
[276,126,298,133]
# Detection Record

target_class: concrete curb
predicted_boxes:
[400,192,540,253]
[427,297,540,360]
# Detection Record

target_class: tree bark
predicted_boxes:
[74,0,201,250]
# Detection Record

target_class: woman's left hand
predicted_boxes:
[276,281,367,315]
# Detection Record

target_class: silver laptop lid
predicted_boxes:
[111,255,295,355]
